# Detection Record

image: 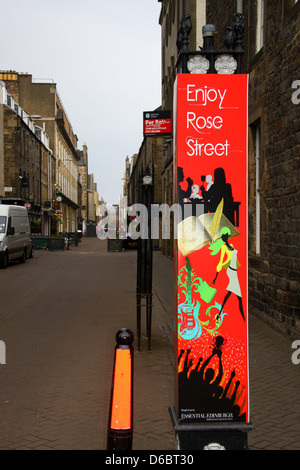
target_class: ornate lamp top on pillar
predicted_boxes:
[176,13,244,75]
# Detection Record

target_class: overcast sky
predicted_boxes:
[1,0,162,205]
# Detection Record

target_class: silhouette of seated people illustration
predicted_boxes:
[178,166,240,225]
[178,339,246,422]
[178,167,204,219]
[189,184,202,200]
[206,174,213,191]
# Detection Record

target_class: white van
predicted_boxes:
[0,205,32,268]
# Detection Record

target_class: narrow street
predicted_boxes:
[0,237,299,451]
[0,238,174,450]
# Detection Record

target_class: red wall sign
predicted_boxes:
[143,111,171,136]
[174,74,249,425]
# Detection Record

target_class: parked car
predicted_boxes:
[0,205,32,268]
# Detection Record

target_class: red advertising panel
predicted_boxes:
[174,74,249,425]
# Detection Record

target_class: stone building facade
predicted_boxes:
[126,135,163,248]
[205,0,299,338]
[0,72,81,233]
[127,137,163,207]
[156,0,299,338]
[0,80,55,235]
[127,137,163,202]
[77,142,89,232]
[87,173,99,224]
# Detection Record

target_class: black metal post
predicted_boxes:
[144,181,153,351]
[136,166,153,351]
[136,237,142,351]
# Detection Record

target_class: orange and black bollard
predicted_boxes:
[107,328,134,450]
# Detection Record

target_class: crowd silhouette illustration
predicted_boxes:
[178,337,246,422]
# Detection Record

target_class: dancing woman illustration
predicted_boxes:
[209,227,245,321]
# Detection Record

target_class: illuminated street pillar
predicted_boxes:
[107,329,134,450]
[170,71,254,449]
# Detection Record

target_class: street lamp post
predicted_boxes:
[136,169,153,351]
